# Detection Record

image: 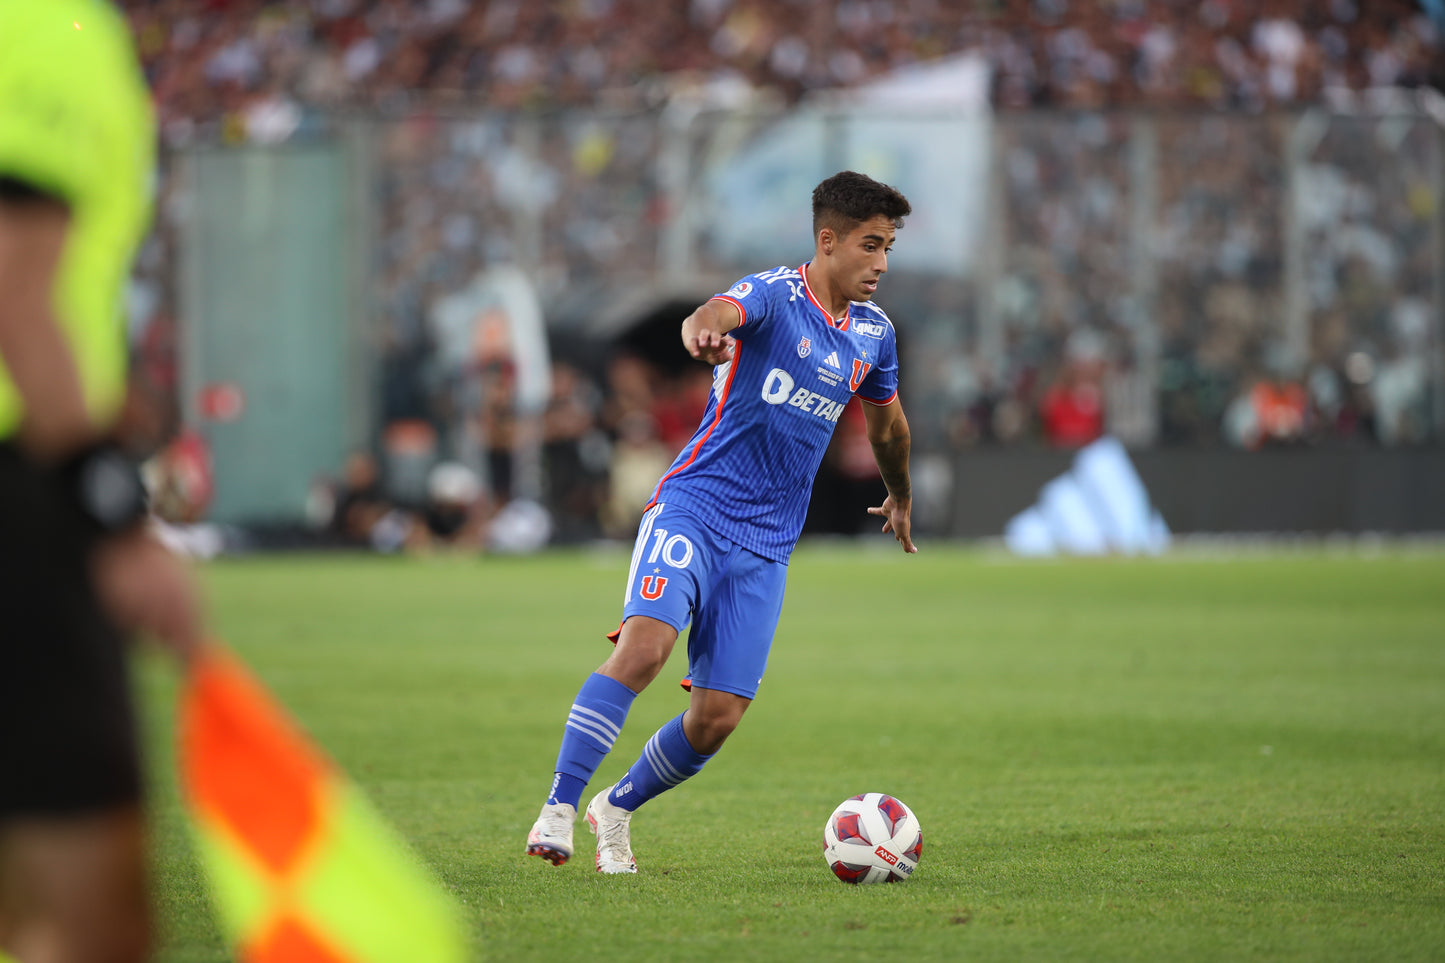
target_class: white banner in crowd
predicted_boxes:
[1004,437,1170,556]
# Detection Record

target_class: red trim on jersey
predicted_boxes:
[645,341,743,509]
[859,389,898,406]
[708,295,746,327]
[799,263,850,331]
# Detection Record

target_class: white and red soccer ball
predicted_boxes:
[823,793,922,884]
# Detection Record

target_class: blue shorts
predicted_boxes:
[619,503,787,700]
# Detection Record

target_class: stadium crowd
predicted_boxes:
[121,0,1442,137]
[117,0,1444,543]
[909,102,1440,455]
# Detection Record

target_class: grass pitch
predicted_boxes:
[140,543,1445,961]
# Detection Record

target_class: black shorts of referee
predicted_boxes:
[0,442,141,818]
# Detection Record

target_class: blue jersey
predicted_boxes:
[645,262,900,562]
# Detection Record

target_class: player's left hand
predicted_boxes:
[867,495,917,554]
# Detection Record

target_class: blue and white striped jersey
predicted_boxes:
[645,262,900,562]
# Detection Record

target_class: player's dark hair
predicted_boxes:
[812,171,911,239]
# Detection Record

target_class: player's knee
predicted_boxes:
[603,618,677,688]
[685,700,748,754]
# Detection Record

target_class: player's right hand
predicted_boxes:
[686,329,735,365]
[90,527,204,665]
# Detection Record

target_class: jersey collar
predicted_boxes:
[799,263,851,332]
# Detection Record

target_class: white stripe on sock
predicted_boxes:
[644,734,687,786]
[566,716,617,750]
[569,704,623,741]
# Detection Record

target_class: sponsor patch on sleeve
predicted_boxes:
[726,280,754,299]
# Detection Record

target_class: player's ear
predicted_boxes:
[818,227,835,256]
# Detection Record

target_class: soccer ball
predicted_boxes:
[823,793,922,884]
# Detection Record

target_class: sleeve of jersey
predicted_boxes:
[857,331,900,406]
[706,274,775,339]
[0,60,103,208]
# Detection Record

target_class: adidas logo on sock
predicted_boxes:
[824,351,841,368]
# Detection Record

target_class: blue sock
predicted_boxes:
[546,773,587,809]
[608,713,713,812]
[548,673,636,809]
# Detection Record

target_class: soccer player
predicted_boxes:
[527,170,916,873]
[0,1,204,959]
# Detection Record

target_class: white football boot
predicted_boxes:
[586,788,638,874]
[526,802,576,865]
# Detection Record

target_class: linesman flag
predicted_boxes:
[178,646,469,962]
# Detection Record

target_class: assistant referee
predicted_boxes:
[0,2,205,960]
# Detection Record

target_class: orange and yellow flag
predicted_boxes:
[178,647,468,962]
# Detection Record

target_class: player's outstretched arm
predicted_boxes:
[862,398,917,554]
[681,299,741,365]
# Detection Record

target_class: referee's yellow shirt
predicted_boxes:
[0,0,156,440]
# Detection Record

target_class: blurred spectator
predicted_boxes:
[1039,336,1108,449]
[653,367,714,453]
[601,410,674,540]
[542,360,610,542]
[144,429,216,525]
[381,418,439,507]
[1251,374,1310,445]
[478,364,518,503]
[420,461,488,550]
[329,449,393,547]
[1371,344,1433,445]
[320,448,492,553]
[601,353,665,449]
[1223,347,1311,449]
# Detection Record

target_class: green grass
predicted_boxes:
[139,543,1445,962]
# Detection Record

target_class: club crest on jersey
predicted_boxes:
[797,336,812,358]
[849,359,872,392]
[640,575,669,600]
